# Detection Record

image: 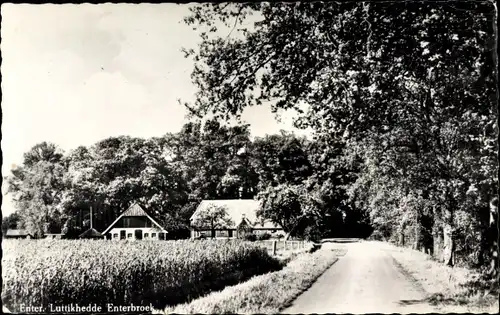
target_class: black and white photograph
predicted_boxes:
[1,2,499,314]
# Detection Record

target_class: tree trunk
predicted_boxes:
[399,231,405,247]
[441,190,455,266]
[442,222,454,266]
[433,227,443,261]
[284,232,291,241]
[413,224,421,251]
[478,227,487,267]
[284,216,305,241]
[488,198,498,278]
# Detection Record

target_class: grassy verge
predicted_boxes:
[376,241,499,313]
[157,245,347,314]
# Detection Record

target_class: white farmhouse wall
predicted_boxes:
[109,227,166,240]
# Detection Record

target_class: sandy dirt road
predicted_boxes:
[283,241,437,314]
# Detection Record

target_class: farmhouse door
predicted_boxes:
[120,230,126,240]
[135,230,143,240]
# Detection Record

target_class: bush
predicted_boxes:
[302,226,322,243]
[368,229,388,241]
[257,233,272,241]
[244,233,257,241]
[309,243,322,253]
[2,239,282,312]
[274,233,285,239]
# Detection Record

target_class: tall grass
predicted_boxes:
[2,239,282,312]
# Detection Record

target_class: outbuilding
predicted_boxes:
[4,229,33,239]
[78,228,104,239]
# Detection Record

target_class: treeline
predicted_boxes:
[4,121,368,241]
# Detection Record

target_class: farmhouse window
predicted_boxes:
[159,233,165,240]
[144,233,149,238]
[127,233,133,239]
[152,233,157,238]
[216,230,228,237]
[113,233,118,239]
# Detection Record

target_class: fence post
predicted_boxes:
[272,240,277,255]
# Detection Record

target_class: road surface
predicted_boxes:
[283,241,436,314]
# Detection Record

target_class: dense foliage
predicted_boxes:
[1,239,282,312]
[181,1,498,272]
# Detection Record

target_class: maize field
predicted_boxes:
[2,239,282,312]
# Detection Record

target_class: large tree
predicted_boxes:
[256,183,307,239]
[7,143,66,237]
[250,131,313,189]
[164,120,258,202]
[190,204,234,238]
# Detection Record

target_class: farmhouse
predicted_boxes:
[102,203,168,240]
[190,199,284,239]
[4,229,33,239]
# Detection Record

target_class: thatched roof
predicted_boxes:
[119,203,149,217]
[79,228,103,238]
[102,203,168,234]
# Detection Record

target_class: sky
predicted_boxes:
[1,4,309,217]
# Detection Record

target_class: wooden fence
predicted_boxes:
[255,240,309,255]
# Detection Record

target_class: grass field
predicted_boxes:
[2,239,283,312]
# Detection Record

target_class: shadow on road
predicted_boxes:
[398,293,482,307]
[321,238,361,244]
[398,296,464,307]
[397,299,429,306]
